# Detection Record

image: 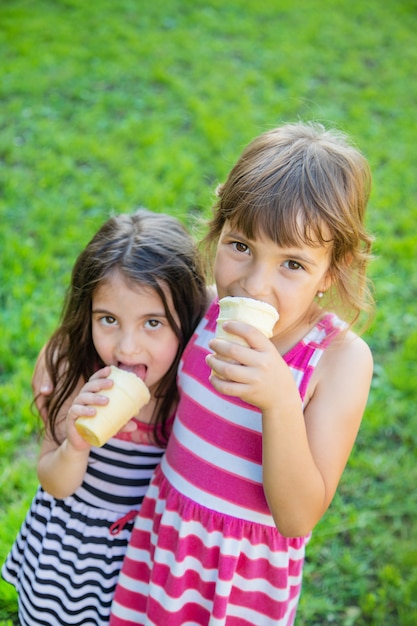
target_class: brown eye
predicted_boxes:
[101,315,117,325]
[145,319,162,329]
[233,242,249,253]
[285,260,303,270]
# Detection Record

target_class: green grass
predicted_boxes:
[1,0,416,623]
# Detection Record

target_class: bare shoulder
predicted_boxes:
[322,329,373,379]
[306,329,373,407]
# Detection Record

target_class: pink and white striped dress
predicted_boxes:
[110,299,346,626]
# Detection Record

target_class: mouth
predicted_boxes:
[117,363,147,381]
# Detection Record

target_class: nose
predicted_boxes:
[241,261,273,300]
[117,329,143,359]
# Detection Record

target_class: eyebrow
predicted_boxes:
[221,228,246,239]
[92,307,168,318]
[284,251,319,266]
[92,308,114,315]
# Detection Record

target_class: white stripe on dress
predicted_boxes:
[161,454,275,526]
[171,416,263,482]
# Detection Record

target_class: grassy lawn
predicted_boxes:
[1,0,416,624]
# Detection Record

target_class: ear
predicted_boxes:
[318,270,333,295]
[320,252,353,294]
[343,252,354,267]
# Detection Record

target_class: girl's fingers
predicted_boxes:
[89,365,112,381]
[69,388,111,421]
[206,354,245,381]
[82,377,114,395]
[67,404,96,420]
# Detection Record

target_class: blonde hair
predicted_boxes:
[202,121,374,329]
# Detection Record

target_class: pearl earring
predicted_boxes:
[317,291,324,299]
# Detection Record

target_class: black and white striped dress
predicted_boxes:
[2,423,165,626]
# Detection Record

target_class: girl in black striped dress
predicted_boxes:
[2,208,207,626]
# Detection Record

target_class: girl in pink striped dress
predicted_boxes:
[110,121,375,625]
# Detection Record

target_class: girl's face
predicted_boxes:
[214,221,333,348]
[91,270,180,392]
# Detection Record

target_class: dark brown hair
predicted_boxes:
[203,121,374,328]
[44,209,208,446]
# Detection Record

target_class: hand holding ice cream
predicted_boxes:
[75,366,150,447]
[208,296,280,392]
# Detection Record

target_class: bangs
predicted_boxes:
[227,197,333,249]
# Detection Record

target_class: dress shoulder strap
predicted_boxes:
[284,313,347,402]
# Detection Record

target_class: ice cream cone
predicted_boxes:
[216,296,279,346]
[75,366,150,447]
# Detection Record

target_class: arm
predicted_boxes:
[261,334,372,537]
[206,322,373,537]
[37,367,114,499]
[32,344,52,421]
